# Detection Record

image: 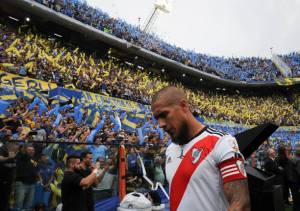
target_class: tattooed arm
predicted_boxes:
[224,179,251,211]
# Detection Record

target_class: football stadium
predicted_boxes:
[0,0,299,211]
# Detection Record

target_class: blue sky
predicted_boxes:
[87,0,300,58]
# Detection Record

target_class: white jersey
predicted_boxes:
[165,127,247,211]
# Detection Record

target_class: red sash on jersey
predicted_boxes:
[170,135,219,211]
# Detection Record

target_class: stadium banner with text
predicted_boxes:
[0,70,149,112]
[81,91,148,112]
[0,70,57,91]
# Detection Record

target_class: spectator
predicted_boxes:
[36,154,55,210]
[263,147,286,194]
[0,141,17,211]
[153,155,165,186]
[61,155,99,211]
[87,136,108,163]
[78,151,95,211]
[276,145,292,205]
[290,144,300,211]
[15,144,39,211]
[93,157,114,201]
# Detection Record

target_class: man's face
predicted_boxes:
[73,158,81,170]
[270,149,276,158]
[95,138,101,145]
[151,98,188,145]
[26,146,35,157]
[84,153,93,167]
[98,158,106,167]
[41,155,48,163]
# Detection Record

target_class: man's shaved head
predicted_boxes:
[152,86,187,106]
[151,86,192,145]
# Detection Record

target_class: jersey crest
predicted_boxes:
[191,148,203,164]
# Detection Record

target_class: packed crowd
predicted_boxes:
[0,93,299,210]
[255,142,300,211]
[0,95,168,210]
[1,22,300,126]
[32,0,300,81]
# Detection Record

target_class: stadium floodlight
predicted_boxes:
[8,16,19,22]
[143,0,173,33]
[54,33,63,38]
[25,17,30,22]
[182,73,186,77]
[161,68,165,72]
[199,78,203,81]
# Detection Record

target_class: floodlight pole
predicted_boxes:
[143,6,160,33]
[143,0,171,33]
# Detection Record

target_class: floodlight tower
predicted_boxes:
[143,0,172,33]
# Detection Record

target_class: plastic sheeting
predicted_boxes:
[95,196,120,211]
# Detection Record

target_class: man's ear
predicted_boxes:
[179,99,189,112]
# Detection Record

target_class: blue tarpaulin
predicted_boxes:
[95,196,120,211]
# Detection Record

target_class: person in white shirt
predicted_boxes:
[151,86,250,211]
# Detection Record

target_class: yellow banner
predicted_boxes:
[275,77,300,86]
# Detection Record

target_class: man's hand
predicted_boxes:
[95,161,100,170]
[224,179,250,211]
[8,151,16,159]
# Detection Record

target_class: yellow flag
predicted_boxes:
[100,59,105,67]
[8,38,20,48]
[112,77,118,84]
[76,65,82,74]
[108,60,112,70]
[25,51,34,60]
[103,70,109,77]
[25,61,35,73]
[1,63,14,67]
[124,69,129,76]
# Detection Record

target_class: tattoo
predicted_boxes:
[224,179,251,211]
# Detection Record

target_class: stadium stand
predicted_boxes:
[1,22,300,126]
[31,0,300,82]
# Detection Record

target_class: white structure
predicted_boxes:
[118,192,152,211]
[143,0,173,33]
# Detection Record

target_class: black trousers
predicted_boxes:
[290,183,300,211]
[93,189,113,202]
[0,180,13,211]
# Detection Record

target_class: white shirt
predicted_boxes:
[165,127,247,211]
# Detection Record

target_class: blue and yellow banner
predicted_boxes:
[0,70,149,113]
[0,70,57,91]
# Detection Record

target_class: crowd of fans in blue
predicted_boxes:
[34,0,300,82]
